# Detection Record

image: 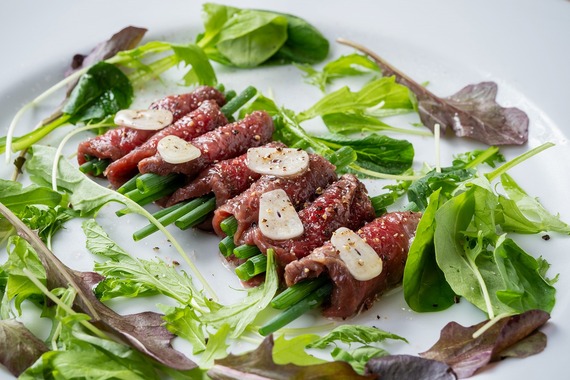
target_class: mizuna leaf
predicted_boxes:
[420,310,549,378]
[338,39,529,145]
[207,335,374,380]
[0,203,197,371]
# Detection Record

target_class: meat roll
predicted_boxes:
[213,154,337,244]
[246,174,376,267]
[137,111,274,177]
[284,211,421,319]
[166,141,287,207]
[105,99,227,187]
[77,85,226,165]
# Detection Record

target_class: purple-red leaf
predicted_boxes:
[207,335,375,380]
[365,354,456,380]
[66,26,147,78]
[419,310,549,378]
[0,203,196,371]
[0,319,49,376]
[337,39,529,146]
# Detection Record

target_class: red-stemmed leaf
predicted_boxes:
[338,38,529,146]
[420,310,549,378]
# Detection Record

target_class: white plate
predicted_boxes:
[1,1,570,379]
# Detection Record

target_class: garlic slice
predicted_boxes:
[157,135,201,164]
[247,147,309,177]
[259,189,304,240]
[114,109,173,130]
[331,227,383,281]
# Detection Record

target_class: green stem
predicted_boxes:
[136,173,181,194]
[235,254,267,281]
[133,197,213,240]
[233,244,261,259]
[219,236,236,257]
[174,197,217,229]
[486,142,554,181]
[220,216,238,237]
[259,282,333,336]
[117,173,142,194]
[220,86,257,117]
[270,277,329,310]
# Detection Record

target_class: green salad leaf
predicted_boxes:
[297,53,381,92]
[307,325,407,349]
[296,76,415,122]
[197,3,329,67]
[403,189,456,312]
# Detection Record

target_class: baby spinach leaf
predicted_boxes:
[63,61,133,123]
[269,13,329,64]
[0,319,49,377]
[26,145,126,216]
[313,133,414,175]
[493,237,556,313]
[434,182,556,317]
[197,3,329,68]
[420,310,549,378]
[404,190,456,312]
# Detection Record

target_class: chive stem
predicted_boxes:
[174,197,216,230]
[235,253,267,281]
[270,277,329,310]
[219,236,236,257]
[136,173,181,194]
[220,216,238,237]
[259,283,333,336]
[220,86,257,117]
[117,173,142,194]
[133,197,212,241]
[233,244,261,259]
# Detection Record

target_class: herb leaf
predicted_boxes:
[208,335,373,380]
[339,39,529,145]
[404,190,457,312]
[297,53,380,92]
[307,325,407,349]
[0,319,49,377]
[420,310,549,378]
[197,3,329,68]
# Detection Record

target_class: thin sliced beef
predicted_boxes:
[248,174,375,267]
[284,211,421,319]
[77,85,225,165]
[148,85,226,121]
[137,111,274,177]
[105,99,227,187]
[166,141,286,207]
[213,154,337,244]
